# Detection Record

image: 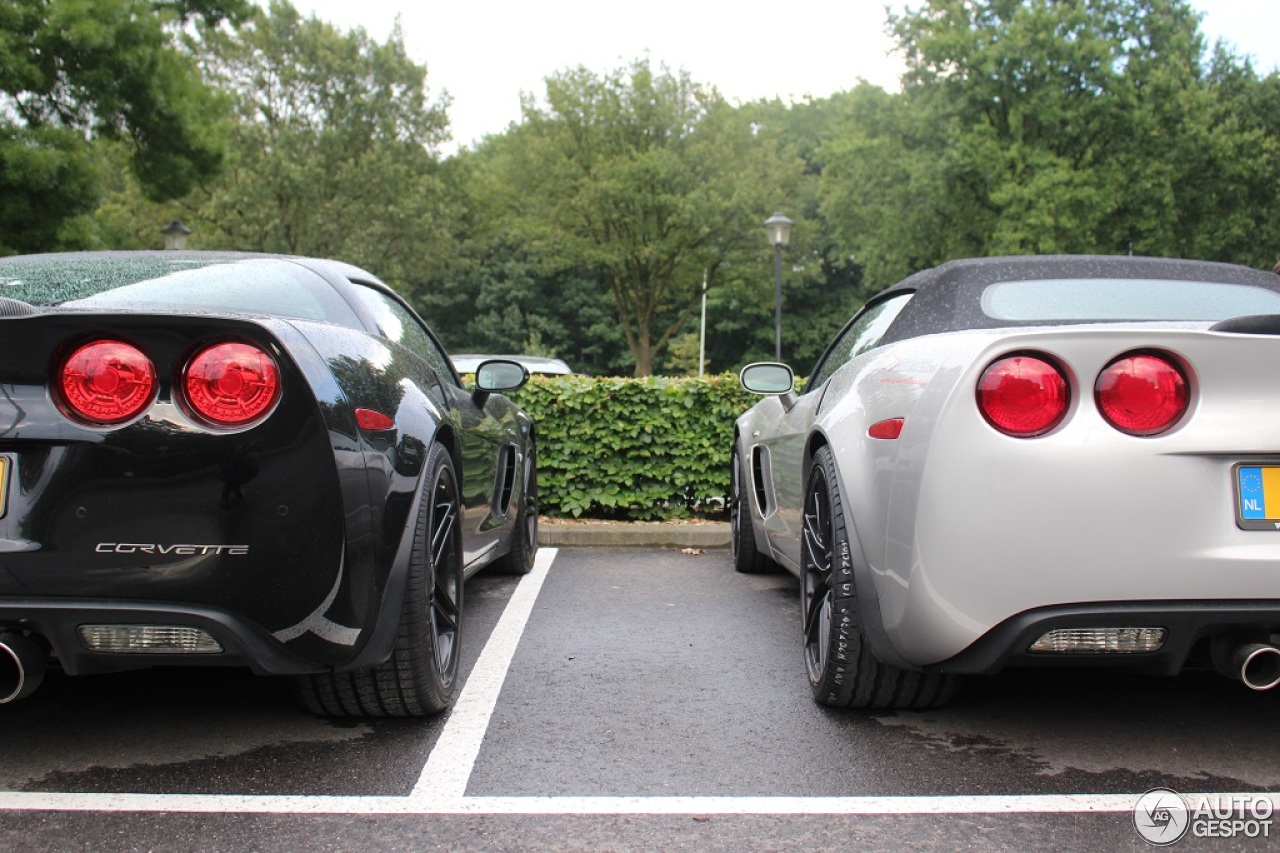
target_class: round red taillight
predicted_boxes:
[977,354,1070,437]
[58,340,157,425]
[1095,352,1188,436]
[182,342,280,428]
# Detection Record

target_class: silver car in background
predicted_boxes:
[451,354,573,376]
[733,255,1280,709]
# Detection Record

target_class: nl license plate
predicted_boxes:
[1235,465,1280,529]
[0,456,8,519]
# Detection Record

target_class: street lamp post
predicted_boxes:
[697,270,708,376]
[763,212,792,361]
[161,220,192,251]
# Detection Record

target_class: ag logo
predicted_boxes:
[1134,787,1190,846]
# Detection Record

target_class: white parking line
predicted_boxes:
[411,546,558,803]
[0,546,1273,818]
[0,792,1275,816]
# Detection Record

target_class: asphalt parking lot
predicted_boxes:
[1,545,1278,850]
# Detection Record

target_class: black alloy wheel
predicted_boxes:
[422,449,463,699]
[293,441,463,716]
[801,445,958,710]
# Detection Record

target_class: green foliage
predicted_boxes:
[0,0,248,255]
[414,234,630,376]
[27,0,1280,381]
[89,0,455,290]
[462,58,807,376]
[188,1,452,282]
[510,374,757,519]
[817,0,1280,290]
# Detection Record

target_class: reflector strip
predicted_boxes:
[1029,627,1166,654]
[77,625,223,654]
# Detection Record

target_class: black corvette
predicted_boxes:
[0,251,539,716]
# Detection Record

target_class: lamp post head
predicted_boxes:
[161,220,192,251]
[763,212,792,248]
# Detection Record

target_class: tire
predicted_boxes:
[730,443,774,574]
[801,444,959,710]
[491,441,539,575]
[293,442,463,716]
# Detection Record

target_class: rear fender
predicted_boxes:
[807,429,916,671]
[276,321,450,671]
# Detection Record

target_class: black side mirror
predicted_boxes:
[473,359,529,406]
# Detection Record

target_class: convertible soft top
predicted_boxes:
[875,255,1280,345]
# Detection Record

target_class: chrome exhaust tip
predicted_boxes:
[0,633,46,704]
[1234,643,1280,692]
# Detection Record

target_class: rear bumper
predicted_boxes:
[0,599,327,676]
[929,600,1280,676]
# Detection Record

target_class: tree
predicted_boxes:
[0,0,250,255]
[94,1,456,285]
[176,0,455,286]
[485,59,803,376]
[819,0,1280,289]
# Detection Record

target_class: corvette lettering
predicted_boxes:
[95,543,250,556]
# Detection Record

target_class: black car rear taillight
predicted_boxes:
[57,339,157,425]
[181,341,281,428]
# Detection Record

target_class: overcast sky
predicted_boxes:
[282,0,1280,153]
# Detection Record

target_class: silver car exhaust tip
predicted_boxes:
[0,632,45,704]
[1234,643,1280,691]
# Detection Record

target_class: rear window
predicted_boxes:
[0,255,362,326]
[982,278,1280,322]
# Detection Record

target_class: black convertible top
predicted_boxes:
[876,255,1280,346]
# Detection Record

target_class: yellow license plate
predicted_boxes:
[0,456,8,519]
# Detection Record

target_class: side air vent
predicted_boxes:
[751,446,771,517]
[1210,314,1280,335]
[494,445,517,515]
[0,297,38,317]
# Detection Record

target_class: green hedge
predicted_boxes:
[508,374,757,520]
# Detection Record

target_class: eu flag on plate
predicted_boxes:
[1237,466,1280,520]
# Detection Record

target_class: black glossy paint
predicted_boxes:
[0,253,533,679]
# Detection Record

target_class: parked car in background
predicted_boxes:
[451,354,573,376]
[0,251,539,716]
[734,255,1280,709]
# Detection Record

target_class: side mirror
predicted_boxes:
[740,362,795,394]
[473,359,529,406]
[739,362,797,410]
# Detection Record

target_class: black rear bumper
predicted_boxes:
[930,601,1280,676]
[0,599,326,676]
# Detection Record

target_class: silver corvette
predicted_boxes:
[733,255,1280,709]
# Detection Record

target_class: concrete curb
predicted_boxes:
[537,518,729,548]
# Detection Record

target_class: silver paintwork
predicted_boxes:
[736,321,1280,668]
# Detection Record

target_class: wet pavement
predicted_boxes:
[0,547,1276,851]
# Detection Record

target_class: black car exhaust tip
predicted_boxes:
[1234,643,1280,692]
[0,632,46,704]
